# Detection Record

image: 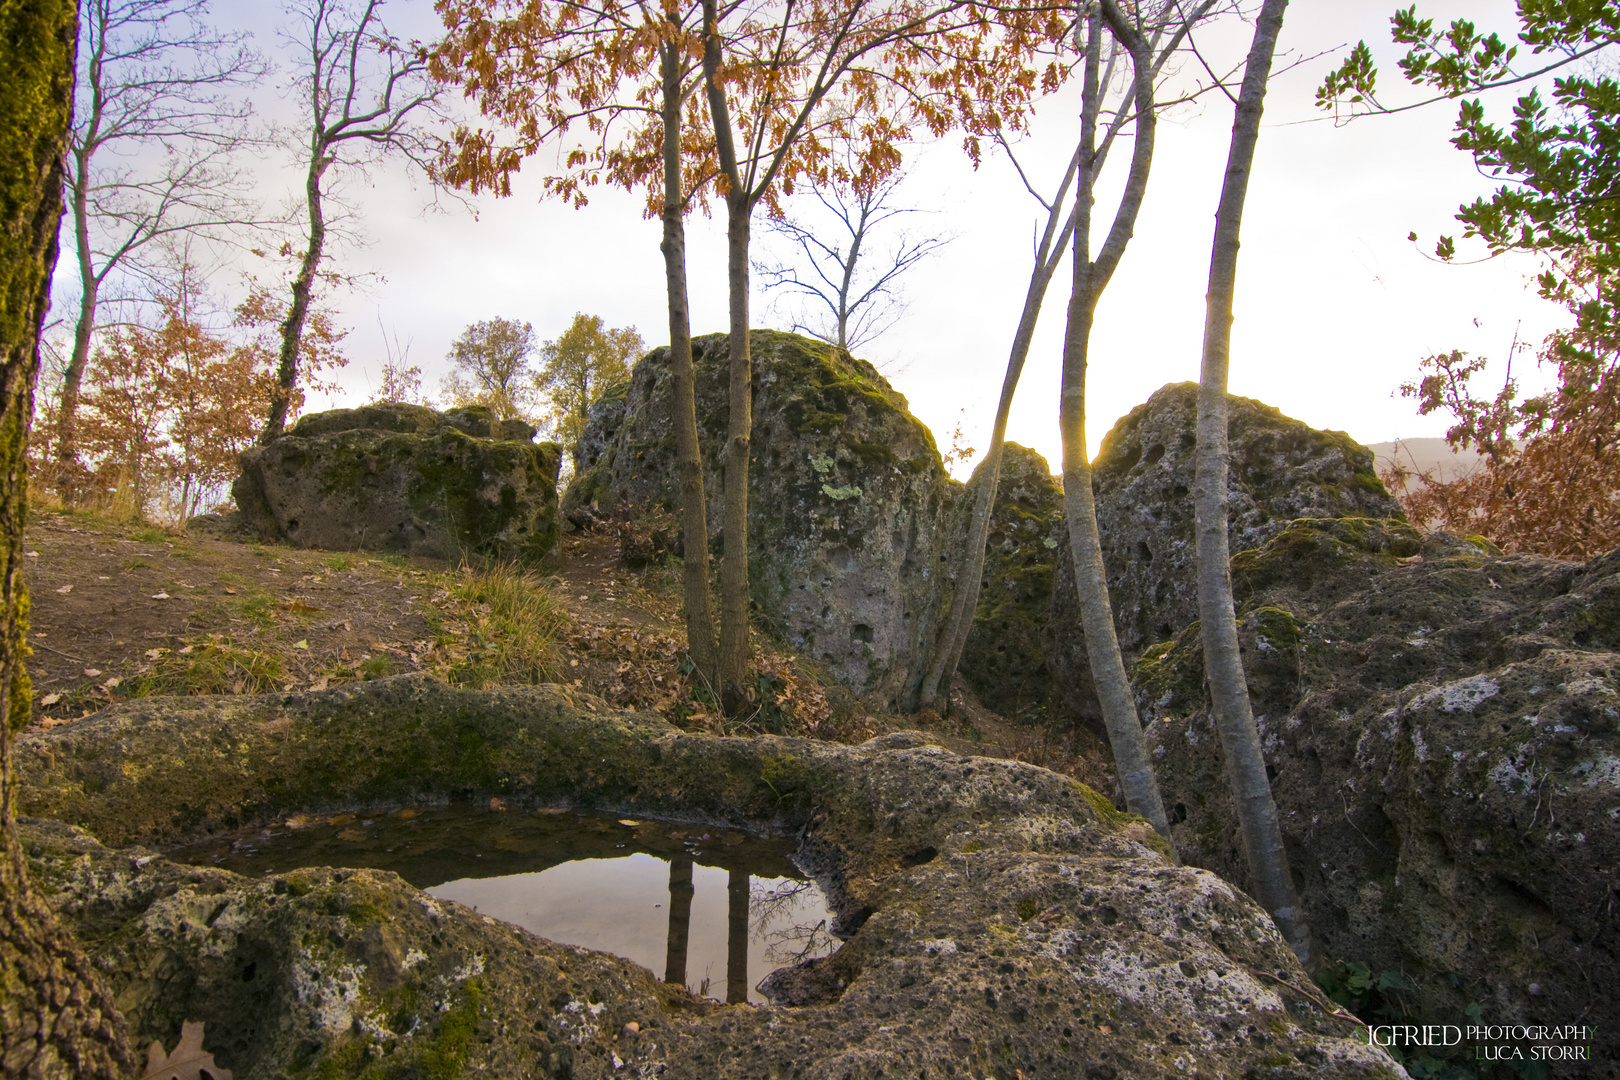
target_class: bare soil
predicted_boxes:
[21,508,1116,795]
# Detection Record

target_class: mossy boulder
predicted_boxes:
[18,678,1400,1079]
[1050,383,1405,729]
[1138,521,1620,1041]
[564,331,961,707]
[958,444,1064,720]
[233,402,562,564]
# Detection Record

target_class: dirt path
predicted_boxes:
[22,510,1116,796]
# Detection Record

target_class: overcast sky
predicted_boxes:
[51,0,1567,475]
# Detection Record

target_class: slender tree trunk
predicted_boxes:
[726,869,749,1004]
[262,150,329,443]
[916,219,1074,712]
[1,1,137,1074]
[1057,5,1171,839]
[703,0,753,711]
[659,35,718,684]
[663,856,694,986]
[717,194,753,711]
[55,150,98,502]
[1193,0,1311,966]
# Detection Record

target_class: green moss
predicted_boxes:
[1129,624,1205,718]
[1243,606,1301,650]
[760,753,809,799]
[1016,897,1040,921]
[849,439,896,468]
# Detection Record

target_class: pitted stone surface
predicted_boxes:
[19,678,1399,1079]
[1050,383,1404,729]
[563,330,961,708]
[1139,520,1620,1041]
[233,402,561,563]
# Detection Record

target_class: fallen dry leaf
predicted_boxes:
[151,592,170,600]
[223,587,237,594]
[145,648,168,660]
[141,1019,232,1080]
[25,550,38,557]
[55,584,72,594]
[293,639,309,649]
[39,693,60,706]
[308,676,330,692]
[83,668,101,678]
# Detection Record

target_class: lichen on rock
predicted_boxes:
[563,330,962,708]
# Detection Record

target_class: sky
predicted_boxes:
[51,0,1570,476]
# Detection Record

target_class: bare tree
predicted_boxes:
[54,0,268,500]
[263,0,441,442]
[753,168,951,355]
[1192,0,1312,964]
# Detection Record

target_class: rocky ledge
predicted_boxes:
[18,677,1399,1079]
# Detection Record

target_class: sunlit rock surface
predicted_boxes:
[19,677,1398,1079]
[1050,382,1405,730]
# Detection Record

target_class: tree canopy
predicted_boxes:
[1320,2,1620,559]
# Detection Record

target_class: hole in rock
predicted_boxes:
[852,624,874,643]
[170,806,836,1004]
[1143,444,1165,465]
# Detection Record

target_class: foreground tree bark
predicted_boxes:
[1054,1,1171,838]
[1193,0,1313,966]
[0,0,137,1073]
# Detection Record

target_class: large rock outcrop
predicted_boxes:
[565,331,961,708]
[234,403,562,564]
[1050,383,1405,728]
[958,444,1065,720]
[1138,518,1620,1053]
[18,677,1399,1080]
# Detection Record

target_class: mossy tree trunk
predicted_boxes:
[1192,0,1312,966]
[1055,1,1171,840]
[660,31,719,684]
[0,0,138,1074]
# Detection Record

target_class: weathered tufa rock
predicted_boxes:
[18,677,1400,1080]
[233,402,562,564]
[1050,383,1405,727]
[565,331,960,707]
[1139,520,1620,1044]
[958,443,1065,720]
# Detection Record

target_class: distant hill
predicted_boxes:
[1366,437,1484,484]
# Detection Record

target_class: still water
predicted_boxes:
[169,805,836,1004]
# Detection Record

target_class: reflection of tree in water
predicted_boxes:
[751,878,836,965]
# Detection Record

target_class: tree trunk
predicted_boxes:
[0,1,137,1074]
[1057,6,1171,839]
[659,35,719,685]
[915,215,1074,713]
[55,147,98,503]
[262,150,329,443]
[717,194,753,711]
[1193,0,1311,967]
[702,0,753,711]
